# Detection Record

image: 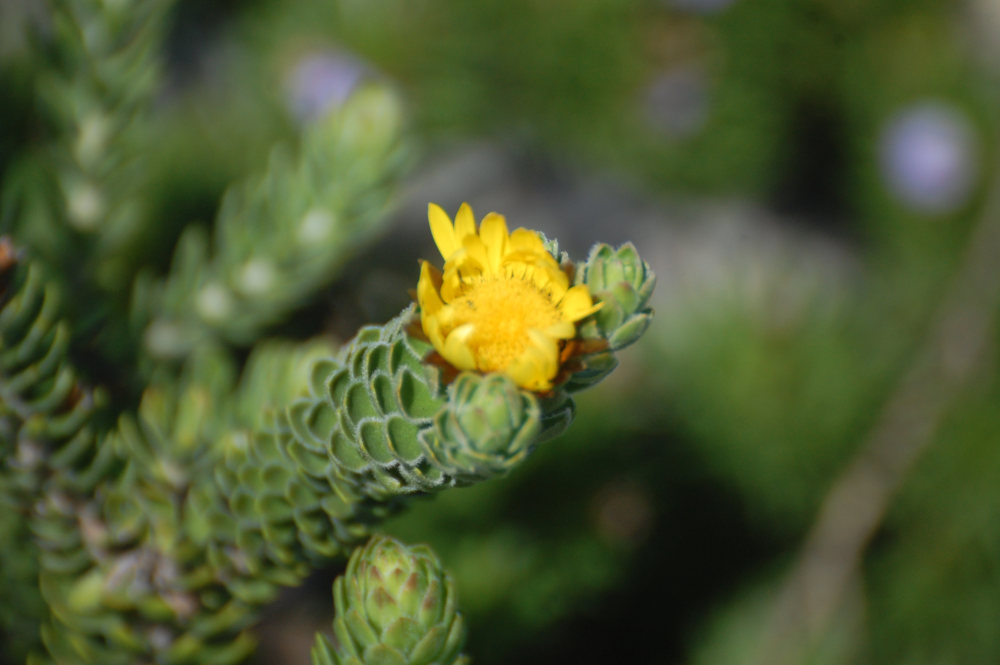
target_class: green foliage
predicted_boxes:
[0,252,99,463]
[18,0,172,291]
[34,349,250,665]
[141,85,409,359]
[0,245,103,661]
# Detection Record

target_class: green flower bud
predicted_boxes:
[566,242,655,392]
[578,242,655,349]
[312,536,467,665]
[427,373,541,481]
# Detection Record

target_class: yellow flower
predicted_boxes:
[417,202,601,392]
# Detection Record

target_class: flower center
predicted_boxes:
[451,276,562,372]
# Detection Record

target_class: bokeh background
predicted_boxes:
[3,0,1000,663]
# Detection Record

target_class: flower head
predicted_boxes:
[417,203,601,391]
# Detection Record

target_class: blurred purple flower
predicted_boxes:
[643,64,710,138]
[286,50,367,123]
[879,102,978,214]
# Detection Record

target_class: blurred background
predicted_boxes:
[3,0,1000,663]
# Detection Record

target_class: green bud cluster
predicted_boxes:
[566,242,656,392]
[430,373,542,481]
[286,306,571,496]
[312,535,468,665]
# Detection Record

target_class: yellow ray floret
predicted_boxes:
[417,202,601,391]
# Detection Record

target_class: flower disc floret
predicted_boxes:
[417,202,600,391]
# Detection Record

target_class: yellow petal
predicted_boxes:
[506,352,547,391]
[429,203,460,260]
[509,228,546,255]
[444,247,485,278]
[528,328,560,372]
[515,258,567,299]
[479,213,508,273]
[417,261,444,314]
[461,235,492,277]
[440,267,466,302]
[506,330,559,390]
[542,262,571,294]
[454,203,476,244]
[441,323,477,370]
[542,320,576,339]
[559,284,600,321]
[422,311,446,349]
